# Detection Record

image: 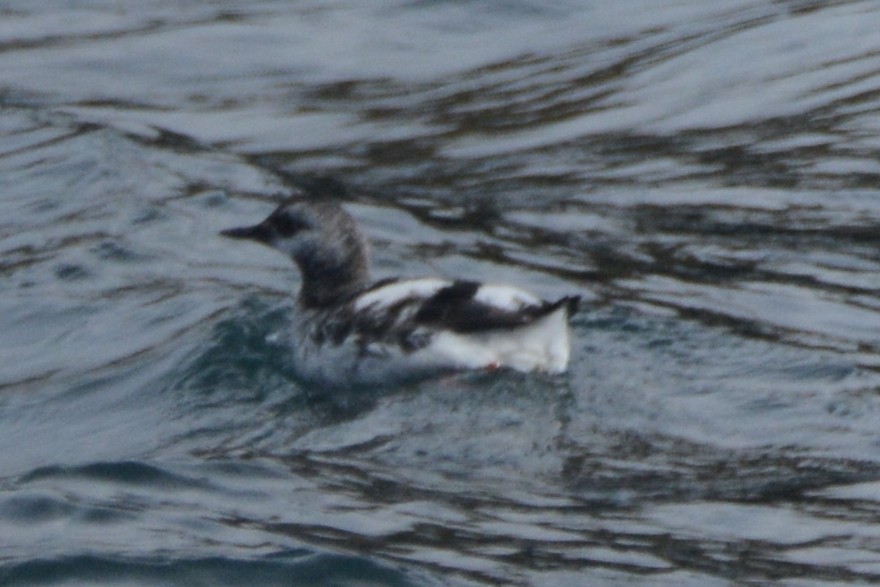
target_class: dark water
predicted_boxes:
[4,1,880,585]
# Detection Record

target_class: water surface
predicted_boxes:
[4,1,880,585]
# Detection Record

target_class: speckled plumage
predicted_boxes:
[222,195,580,388]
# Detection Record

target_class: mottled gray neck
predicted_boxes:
[289,203,371,309]
[294,240,370,309]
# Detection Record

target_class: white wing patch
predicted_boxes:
[356,279,542,313]
[473,284,541,312]
[354,277,450,311]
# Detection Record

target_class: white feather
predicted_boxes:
[473,284,540,312]
[354,277,449,311]
[417,303,571,373]
[351,278,570,374]
[355,279,541,313]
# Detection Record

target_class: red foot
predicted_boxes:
[485,361,501,372]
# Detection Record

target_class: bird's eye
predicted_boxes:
[272,213,308,236]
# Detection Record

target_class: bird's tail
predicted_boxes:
[542,295,581,319]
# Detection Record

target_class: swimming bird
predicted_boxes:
[221,195,579,388]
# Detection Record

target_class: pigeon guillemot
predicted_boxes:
[221,195,579,388]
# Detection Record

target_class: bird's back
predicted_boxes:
[288,278,579,388]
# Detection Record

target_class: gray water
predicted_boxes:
[3,1,880,585]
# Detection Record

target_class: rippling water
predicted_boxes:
[4,1,880,585]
